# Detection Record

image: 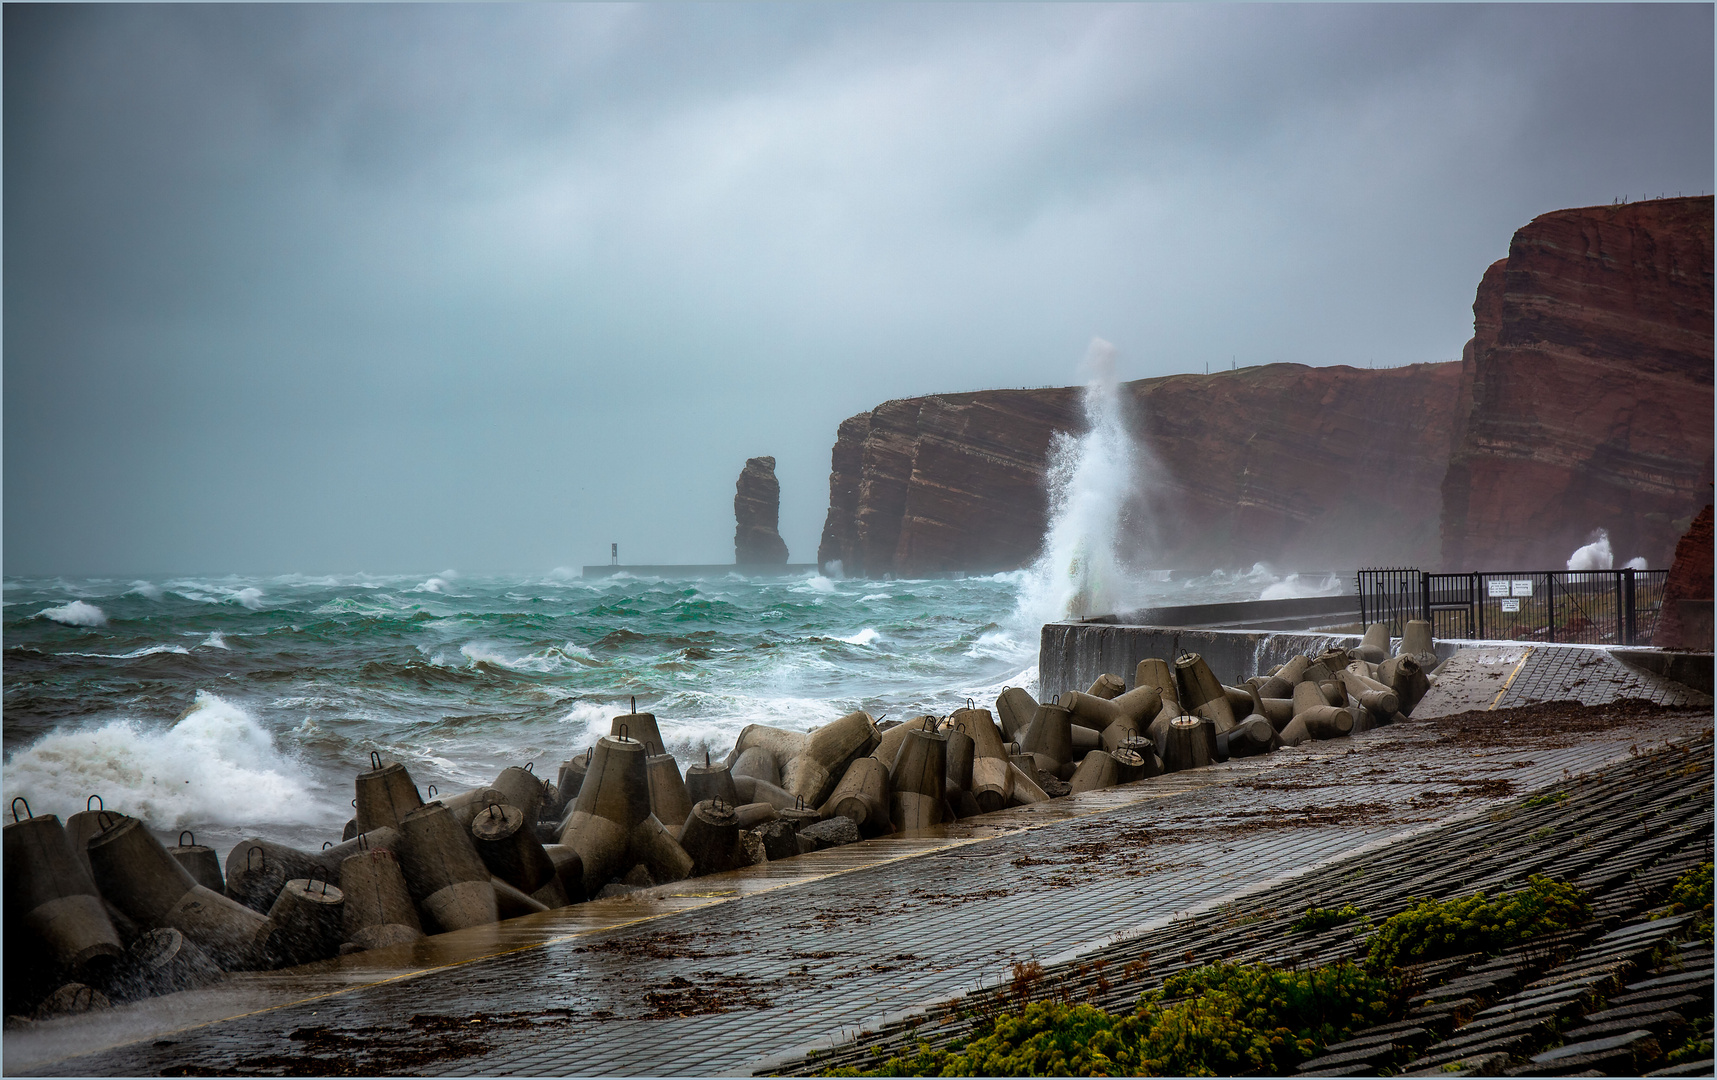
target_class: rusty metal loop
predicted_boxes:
[524,761,534,773]
[323,841,334,850]
[352,798,359,808]
[97,810,119,832]
[180,831,196,848]
[618,723,630,742]
[369,750,383,771]
[630,695,637,714]
[10,797,29,823]
[427,785,438,798]
[485,802,503,820]
[247,845,266,870]
[87,795,104,812]
[796,795,807,811]
[359,832,369,851]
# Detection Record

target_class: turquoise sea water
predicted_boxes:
[2,566,1331,857]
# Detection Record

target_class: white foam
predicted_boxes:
[416,577,451,594]
[234,587,265,610]
[1014,339,1150,625]
[964,628,1033,663]
[127,581,164,600]
[201,631,231,650]
[860,593,892,602]
[39,600,107,627]
[65,644,192,660]
[1259,573,1345,601]
[3,691,322,830]
[838,628,881,646]
[1623,556,1649,571]
[797,575,839,595]
[824,560,845,579]
[1566,530,1614,571]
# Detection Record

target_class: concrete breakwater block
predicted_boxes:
[397,802,497,933]
[1069,750,1119,793]
[109,928,222,1002]
[266,878,345,967]
[996,686,1039,742]
[679,799,741,877]
[645,750,694,836]
[5,809,125,983]
[91,818,276,970]
[168,832,224,894]
[224,838,323,914]
[339,847,424,952]
[492,765,547,826]
[685,755,740,809]
[781,710,880,809]
[354,754,424,834]
[890,722,947,832]
[471,803,558,894]
[822,755,891,836]
[953,706,1014,813]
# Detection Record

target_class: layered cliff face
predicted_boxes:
[817,363,1464,577]
[735,456,789,565]
[1439,197,1715,570]
[818,198,1714,580]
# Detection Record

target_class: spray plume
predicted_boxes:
[1015,338,1145,625]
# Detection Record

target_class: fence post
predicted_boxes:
[1356,572,1366,627]
[1623,569,1638,645]
[1545,572,1556,643]
[1420,572,1431,627]
[1477,573,1486,640]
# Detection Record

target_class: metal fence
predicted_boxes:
[1356,568,1668,646]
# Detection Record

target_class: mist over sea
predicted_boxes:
[2,567,1343,857]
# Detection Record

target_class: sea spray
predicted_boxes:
[5,690,324,831]
[1015,339,1153,625]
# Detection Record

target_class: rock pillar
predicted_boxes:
[735,456,789,565]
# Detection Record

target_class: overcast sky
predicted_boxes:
[5,3,1712,576]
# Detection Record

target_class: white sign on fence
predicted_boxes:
[1511,579,1534,597]
[1488,580,1511,597]
[1501,598,1521,612]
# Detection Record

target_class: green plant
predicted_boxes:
[1521,791,1570,809]
[1290,903,1364,934]
[1659,861,1713,943]
[1365,876,1591,973]
[821,962,1398,1076]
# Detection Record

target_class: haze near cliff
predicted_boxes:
[5,5,1712,575]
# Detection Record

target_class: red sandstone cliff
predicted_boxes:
[817,363,1464,577]
[1654,503,1713,651]
[1439,197,1714,570]
[819,197,1714,579]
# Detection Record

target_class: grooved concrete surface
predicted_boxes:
[17,704,1711,1078]
[1499,646,1707,708]
[1413,644,1711,718]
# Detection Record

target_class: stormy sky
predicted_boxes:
[5,4,1712,576]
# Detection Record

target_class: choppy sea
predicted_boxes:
[2,566,1339,857]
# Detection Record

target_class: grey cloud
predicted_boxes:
[5,4,1711,575]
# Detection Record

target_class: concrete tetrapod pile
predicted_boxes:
[3,623,1443,1021]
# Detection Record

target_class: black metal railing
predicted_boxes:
[1356,568,1667,645]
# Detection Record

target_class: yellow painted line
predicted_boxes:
[1489,647,1536,710]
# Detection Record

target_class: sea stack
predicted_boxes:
[735,456,789,565]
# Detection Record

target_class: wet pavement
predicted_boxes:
[10,692,1711,1076]
[1413,643,1709,718]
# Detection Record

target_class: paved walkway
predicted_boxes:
[1413,643,1708,718]
[14,700,1711,1077]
